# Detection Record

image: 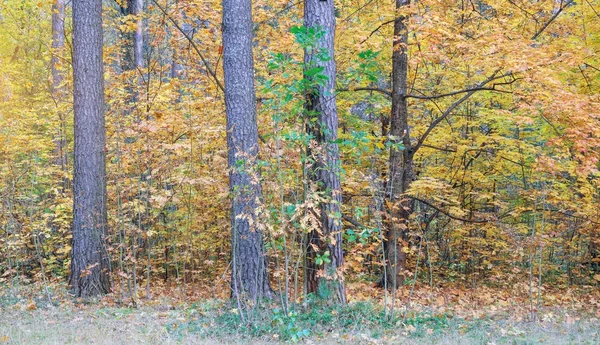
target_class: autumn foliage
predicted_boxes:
[0,0,599,312]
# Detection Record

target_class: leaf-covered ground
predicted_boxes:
[1,284,599,344]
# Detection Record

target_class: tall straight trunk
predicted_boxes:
[51,0,65,96]
[51,0,68,182]
[69,0,111,297]
[131,0,144,69]
[120,0,144,71]
[383,0,413,290]
[222,0,271,302]
[303,0,346,304]
[129,0,144,69]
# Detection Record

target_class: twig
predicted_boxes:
[360,18,395,44]
[151,0,224,92]
[406,79,516,100]
[337,87,392,98]
[407,196,490,223]
[412,70,512,155]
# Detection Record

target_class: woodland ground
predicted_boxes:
[1,283,599,344]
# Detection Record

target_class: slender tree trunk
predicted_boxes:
[51,0,65,97]
[69,0,111,297]
[118,0,146,302]
[222,0,271,302]
[383,0,414,290]
[51,0,68,186]
[120,0,144,71]
[130,0,144,70]
[303,0,346,304]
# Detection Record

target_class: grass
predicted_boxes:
[1,297,599,344]
[1,284,599,344]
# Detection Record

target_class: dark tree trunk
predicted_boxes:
[303,0,346,304]
[383,0,414,291]
[222,0,271,302]
[69,0,111,297]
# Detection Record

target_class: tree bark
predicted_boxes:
[383,0,414,291]
[69,0,111,297]
[222,0,271,302]
[303,0,347,304]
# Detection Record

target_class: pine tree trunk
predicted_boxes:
[70,0,111,297]
[383,0,414,291]
[304,0,346,305]
[222,0,271,302]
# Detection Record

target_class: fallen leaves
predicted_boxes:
[26,300,37,311]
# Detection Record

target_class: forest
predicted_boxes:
[1,0,599,343]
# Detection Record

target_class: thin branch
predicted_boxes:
[408,196,490,223]
[499,207,600,226]
[584,62,600,73]
[255,0,302,26]
[586,0,600,19]
[506,0,539,21]
[500,155,527,166]
[420,143,457,153]
[339,78,517,102]
[539,113,561,136]
[407,79,517,100]
[531,0,574,40]
[342,215,368,228]
[342,0,381,23]
[151,0,224,93]
[412,70,510,155]
[337,87,392,98]
[360,18,395,44]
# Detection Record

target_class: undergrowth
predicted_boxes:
[167,301,453,342]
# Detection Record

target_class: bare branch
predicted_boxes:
[420,144,457,153]
[151,0,224,93]
[338,87,392,98]
[408,196,490,223]
[585,0,600,19]
[584,62,600,73]
[531,0,575,40]
[407,79,516,100]
[412,70,511,155]
[360,18,395,44]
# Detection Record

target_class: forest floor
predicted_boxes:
[1,282,599,344]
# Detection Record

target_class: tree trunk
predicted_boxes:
[120,0,144,71]
[222,0,271,302]
[383,0,414,291]
[69,0,111,297]
[51,0,68,186]
[303,0,346,304]
[129,0,144,69]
